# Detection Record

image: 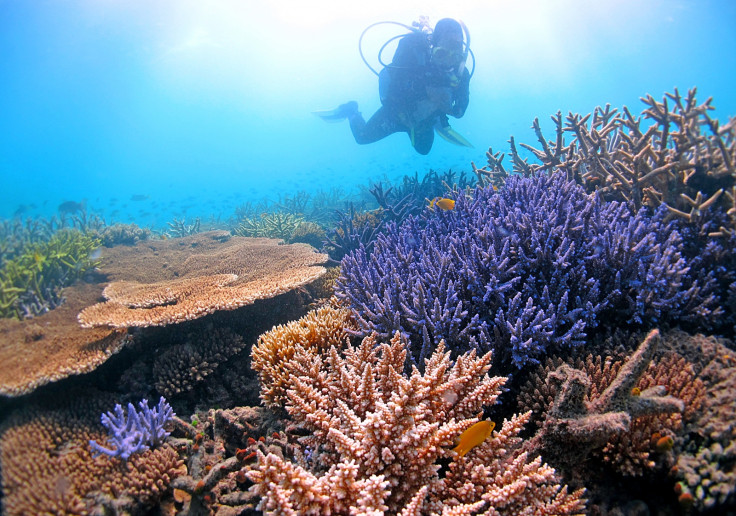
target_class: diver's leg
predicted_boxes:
[412,124,435,155]
[349,107,401,145]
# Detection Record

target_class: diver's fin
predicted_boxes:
[435,124,474,148]
[312,101,358,122]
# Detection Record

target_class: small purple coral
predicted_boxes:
[89,397,174,460]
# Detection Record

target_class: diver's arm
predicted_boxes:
[449,69,470,118]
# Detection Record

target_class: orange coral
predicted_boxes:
[251,301,356,406]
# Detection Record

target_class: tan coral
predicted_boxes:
[251,300,356,406]
[78,232,327,328]
[0,282,130,397]
[519,329,705,476]
[0,390,184,515]
[247,332,586,515]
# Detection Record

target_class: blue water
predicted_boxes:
[1,0,735,228]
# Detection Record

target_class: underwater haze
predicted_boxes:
[1,0,735,227]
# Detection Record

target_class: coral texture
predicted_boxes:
[473,88,736,229]
[0,282,130,397]
[153,325,247,397]
[0,391,184,515]
[78,231,327,328]
[251,301,356,406]
[338,171,718,368]
[89,397,175,460]
[247,332,586,515]
[521,330,687,472]
[520,331,706,476]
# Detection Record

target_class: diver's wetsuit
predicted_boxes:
[348,32,470,155]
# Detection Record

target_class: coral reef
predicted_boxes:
[520,330,706,477]
[78,231,327,328]
[338,171,720,369]
[96,222,153,247]
[251,301,356,406]
[90,397,175,460]
[247,332,586,514]
[153,325,247,397]
[473,88,736,230]
[166,217,202,237]
[0,391,184,515]
[0,228,101,319]
[0,282,130,397]
[521,330,686,474]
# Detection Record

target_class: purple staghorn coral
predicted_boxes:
[89,397,174,460]
[337,172,720,369]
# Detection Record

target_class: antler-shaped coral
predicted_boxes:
[525,329,684,468]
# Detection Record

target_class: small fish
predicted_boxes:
[453,420,495,457]
[131,194,150,201]
[428,197,456,211]
[58,200,85,214]
[631,387,641,396]
[655,435,674,452]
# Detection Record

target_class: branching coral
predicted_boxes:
[247,332,586,515]
[520,329,705,476]
[473,89,736,229]
[89,397,175,460]
[520,330,689,476]
[337,172,720,369]
[251,301,356,406]
[0,228,101,319]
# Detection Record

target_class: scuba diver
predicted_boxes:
[314,17,473,155]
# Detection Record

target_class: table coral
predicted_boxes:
[0,282,130,397]
[78,231,327,328]
[337,171,720,369]
[247,332,586,515]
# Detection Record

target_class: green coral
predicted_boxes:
[0,229,101,319]
[232,212,305,242]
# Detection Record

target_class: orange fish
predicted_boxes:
[428,197,456,211]
[453,420,495,457]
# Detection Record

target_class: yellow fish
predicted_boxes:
[428,197,456,211]
[453,420,495,457]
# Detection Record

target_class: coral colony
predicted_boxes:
[89,397,174,461]
[337,171,722,369]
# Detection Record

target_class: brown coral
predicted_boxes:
[247,332,586,515]
[473,88,736,235]
[78,232,327,328]
[0,282,130,397]
[520,329,691,475]
[251,301,356,406]
[152,324,247,397]
[0,390,184,515]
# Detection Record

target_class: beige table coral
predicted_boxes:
[78,231,328,328]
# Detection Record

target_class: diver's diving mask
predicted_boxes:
[431,44,464,70]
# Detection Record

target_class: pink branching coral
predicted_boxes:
[247,332,586,515]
